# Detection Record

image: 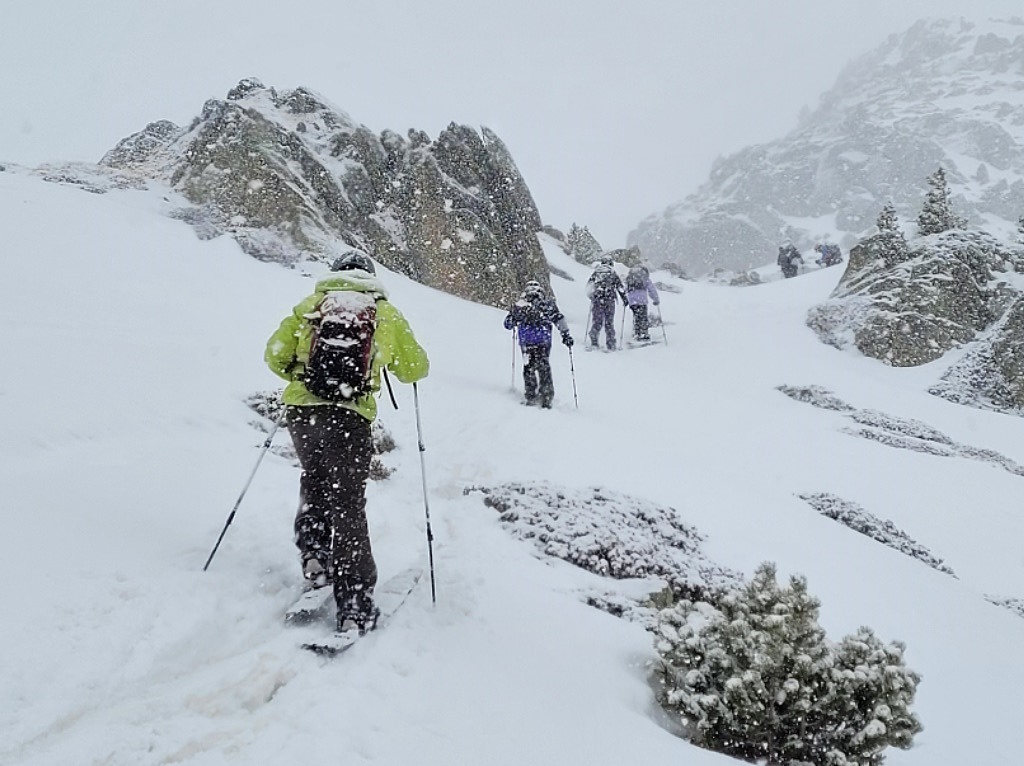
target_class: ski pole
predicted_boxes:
[568,347,579,409]
[618,303,626,349]
[413,382,437,604]
[658,305,669,345]
[511,327,518,391]
[584,304,592,350]
[203,404,288,571]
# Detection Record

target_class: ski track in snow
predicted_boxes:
[3,171,1024,764]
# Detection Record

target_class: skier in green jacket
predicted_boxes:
[265,250,429,635]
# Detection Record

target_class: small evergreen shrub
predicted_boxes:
[917,167,967,235]
[566,223,603,264]
[875,202,909,267]
[655,563,921,766]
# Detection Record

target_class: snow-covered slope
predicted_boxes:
[2,170,1024,764]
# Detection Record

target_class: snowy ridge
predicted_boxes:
[3,171,1024,764]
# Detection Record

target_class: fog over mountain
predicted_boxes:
[629,17,1024,276]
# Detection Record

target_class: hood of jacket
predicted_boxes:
[314,269,388,298]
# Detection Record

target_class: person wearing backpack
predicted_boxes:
[586,255,628,350]
[503,279,573,408]
[265,250,429,636]
[777,243,804,278]
[814,242,843,268]
[624,263,660,342]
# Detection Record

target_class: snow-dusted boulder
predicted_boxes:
[930,294,1024,414]
[807,229,1011,366]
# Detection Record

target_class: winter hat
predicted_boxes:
[522,280,543,297]
[331,250,376,274]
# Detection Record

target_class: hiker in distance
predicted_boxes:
[503,279,573,408]
[265,250,429,635]
[624,262,660,342]
[586,255,628,350]
[814,242,843,267]
[777,243,804,278]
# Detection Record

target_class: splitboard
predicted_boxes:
[301,566,423,658]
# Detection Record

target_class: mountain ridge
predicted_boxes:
[629,16,1024,276]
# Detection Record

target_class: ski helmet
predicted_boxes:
[331,250,376,274]
[522,280,543,298]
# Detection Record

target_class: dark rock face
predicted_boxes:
[930,294,1024,414]
[807,230,1012,366]
[98,120,180,168]
[101,79,548,307]
[629,18,1024,276]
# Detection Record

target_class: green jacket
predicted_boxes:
[265,272,429,421]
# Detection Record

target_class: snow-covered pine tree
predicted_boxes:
[917,167,967,236]
[566,223,603,264]
[1017,214,1024,245]
[655,562,921,766]
[876,202,909,267]
[826,627,922,765]
[656,563,833,763]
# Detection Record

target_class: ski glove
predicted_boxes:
[561,331,574,347]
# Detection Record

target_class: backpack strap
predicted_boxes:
[382,368,399,410]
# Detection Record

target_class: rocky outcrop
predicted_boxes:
[807,230,1013,366]
[629,17,1024,276]
[101,79,548,307]
[930,293,1024,414]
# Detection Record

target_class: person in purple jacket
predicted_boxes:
[624,263,660,341]
[504,280,573,408]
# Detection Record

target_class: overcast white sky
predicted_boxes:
[2,1,1021,247]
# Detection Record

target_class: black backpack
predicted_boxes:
[303,291,377,401]
[589,267,619,300]
[626,266,648,291]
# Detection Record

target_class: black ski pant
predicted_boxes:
[629,303,650,340]
[589,298,617,349]
[522,342,554,404]
[286,405,376,609]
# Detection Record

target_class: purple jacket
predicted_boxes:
[626,277,659,307]
[504,295,569,346]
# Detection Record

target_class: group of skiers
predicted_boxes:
[260,249,662,640]
[777,242,843,278]
[502,255,661,408]
[262,240,855,636]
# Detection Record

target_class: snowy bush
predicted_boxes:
[467,482,742,602]
[986,595,1024,619]
[655,563,921,766]
[800,493,955,576]
[566,223,603,264]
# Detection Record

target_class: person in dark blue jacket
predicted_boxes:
[504,280,573,408]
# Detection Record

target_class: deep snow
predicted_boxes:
[2,169,1023,765]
